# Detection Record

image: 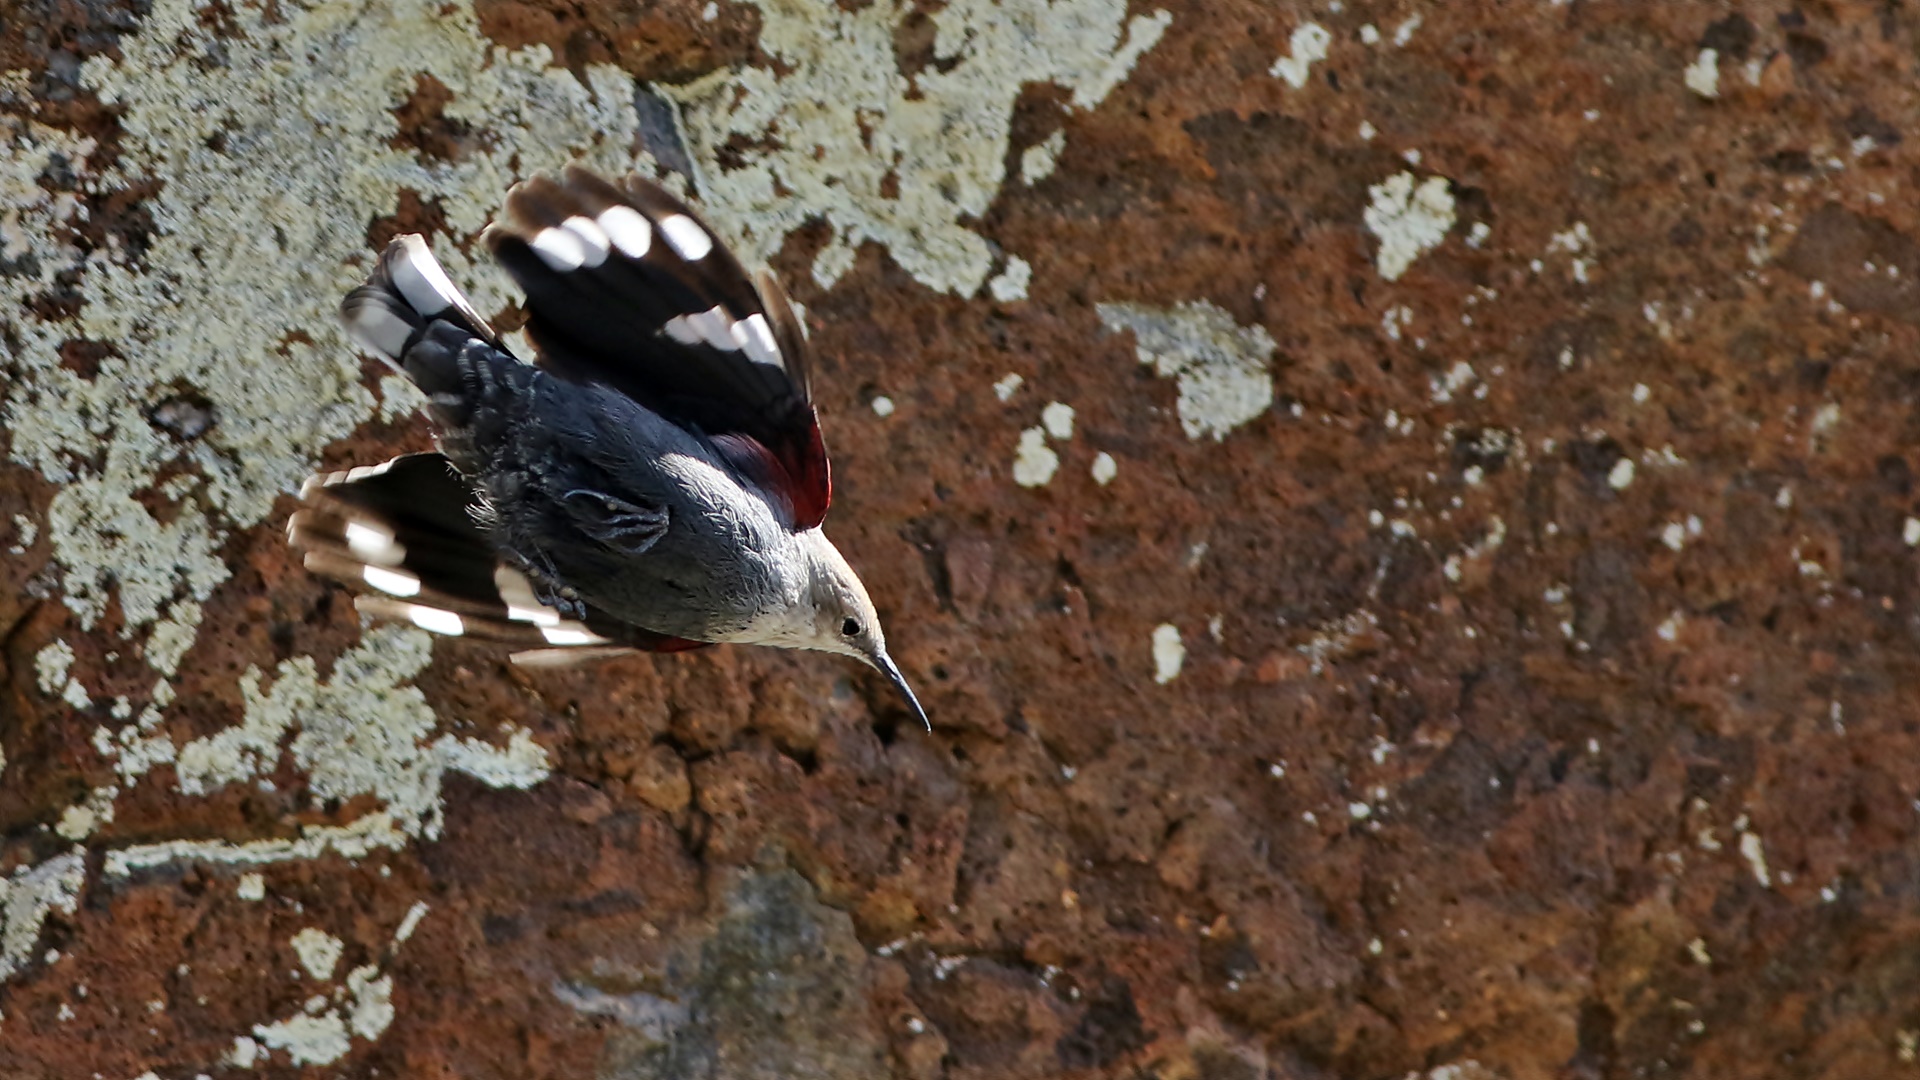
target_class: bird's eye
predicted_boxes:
[841,617,861,637]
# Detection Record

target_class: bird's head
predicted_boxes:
[784,530,928,729]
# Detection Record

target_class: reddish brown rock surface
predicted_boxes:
[7,1,1920,1078]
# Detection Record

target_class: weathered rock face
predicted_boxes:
[5,1,1920,1077]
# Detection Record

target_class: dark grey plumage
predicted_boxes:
[295,168,925,724]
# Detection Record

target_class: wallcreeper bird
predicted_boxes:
[288,166,928,727]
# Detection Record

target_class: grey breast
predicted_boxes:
[514,376,797,640]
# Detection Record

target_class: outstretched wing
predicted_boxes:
[482,166,832,530]
[288,452,707,664]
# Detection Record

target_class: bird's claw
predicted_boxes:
[517,553,589,621]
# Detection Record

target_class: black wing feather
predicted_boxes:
[288,452,702,661]
[482,166,832,528]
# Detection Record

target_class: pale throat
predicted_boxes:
[713,537,854,655]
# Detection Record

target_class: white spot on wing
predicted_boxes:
[739,313,782,367]
[541,624,610,646]
[510,646,632,667]
[389,237,458,315]
[344,522,405,566]
[493,566,561,625]
[662,315,702,345]
[362,565,422,597]
[493,565,536,603]
[530,226,587,271]
[689,306,738,351]
[345,459,399,482]
[598,206,652,257]
[659,214,713,260]
[560,215,611,266]
[404,604,464,636]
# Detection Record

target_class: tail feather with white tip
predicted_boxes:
[339,235,531,473]
[340,234,502,363]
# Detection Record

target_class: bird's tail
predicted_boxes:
[340,234,502,368]
[338,235,527,471]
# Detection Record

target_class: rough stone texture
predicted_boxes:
[5,1,1920,1078]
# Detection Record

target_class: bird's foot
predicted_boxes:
[516,553,590,621]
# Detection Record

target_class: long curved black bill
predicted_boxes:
[877,652,930,730]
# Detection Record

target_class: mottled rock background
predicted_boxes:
[6,1,1920,1078]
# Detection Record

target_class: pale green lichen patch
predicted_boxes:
[291,928,344,981]
[237,873,266,902]
[253,909,415,1065]
[34,640,80,703]
[106,813,410,877]
[1012,426,1059,488]
[1364,171,1456,281]
[1097,300,1277,441]
[1011,401,1078,487]
[345,963,397,1039]
[39,642,93,710]
[989,256,1033,302]
[1041,402,1076,440]
[143,600,202,677]
[53,786,117,841]
[159,625,550,845]
[1270,22,1332,89]
[0,852,85,981]
[0,115,93,288]
[8,512,37,553]
[1021,130,1067,185]
[253,1013,352,1068]
[1151,623,1184,684]
[1685,48,1721,100]
[667,0,1171,295]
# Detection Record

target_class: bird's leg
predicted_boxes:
[514,549,589,621]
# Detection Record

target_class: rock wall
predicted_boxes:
[4,1,1920,1077]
